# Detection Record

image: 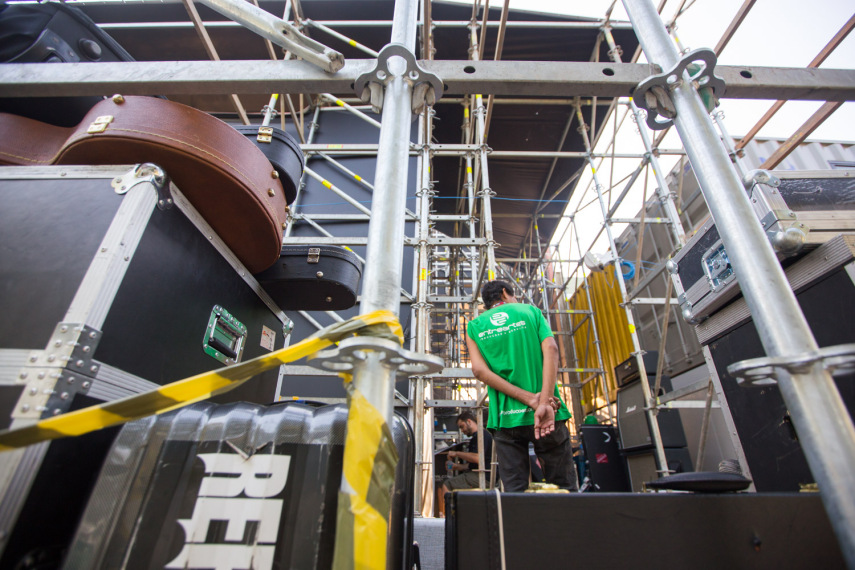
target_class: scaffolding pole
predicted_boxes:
[602,26,686,246]
[413,108,433,515]
[574,101,671,478]
[351,0,418,424]
[623,0,855,564]
[284,105,322,238]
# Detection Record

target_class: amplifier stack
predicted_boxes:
[614,352,692,491]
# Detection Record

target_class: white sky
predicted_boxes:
[444,0,855,271]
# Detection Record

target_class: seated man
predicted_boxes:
[438,411,493,515]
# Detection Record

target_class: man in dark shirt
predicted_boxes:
[445,411,493,484]
[438,411,493,515]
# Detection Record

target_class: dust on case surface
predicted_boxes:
[773,173,855,212]
[0,176,124,350]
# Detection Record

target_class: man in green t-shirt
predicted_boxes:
[465,280,577,492]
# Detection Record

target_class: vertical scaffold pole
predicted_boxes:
[354,0,418,426]
[283,105,321,238]
[474,93,498,283]
[623,1,855,564]
[413,108,433,514]
[466,22,498,284]
[465,153,480,300]
[712,110,747,178]
[574,102,670,478]
[602,25,686,247]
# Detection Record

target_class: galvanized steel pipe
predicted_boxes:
[623,1,855,564]
[354,0,418,425]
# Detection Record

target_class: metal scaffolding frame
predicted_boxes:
[1,0,854,562]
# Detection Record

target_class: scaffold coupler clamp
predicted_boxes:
[416,184,436,198]
[411,301,434,312]
[727,344,855,386]
[307,336,444,378]
[354,43,444,116]
[632,48,725,130]
[742,169,780,197]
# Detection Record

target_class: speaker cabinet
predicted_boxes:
[447,492,845,569]
[580,425,630,492]
[616,375,688,451]
[614,351,660,387]
[706,261,855,492]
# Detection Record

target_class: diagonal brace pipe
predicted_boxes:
[197,0,344,72]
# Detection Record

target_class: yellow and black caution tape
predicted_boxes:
[332,383,398,570]
[2,309,404,570]
[0,310,402,452]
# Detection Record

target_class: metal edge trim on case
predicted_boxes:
[0,443,49,558]
[0,165,135,180]
[845,260,855,286]
[169,183,291,329]
[64,172,157,328]
[90,360,160,401]
[701,346,754,489]
[0,350,33,383]
[0,354,44,557]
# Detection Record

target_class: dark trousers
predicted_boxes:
[492,421,578,492]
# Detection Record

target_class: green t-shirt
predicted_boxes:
[467,302,571,429]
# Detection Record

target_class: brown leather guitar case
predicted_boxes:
[0,95,288,273]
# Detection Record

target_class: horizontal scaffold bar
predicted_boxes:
[428,295,476,303]
[427,368,476,378]
[425,400,477,408]
[97,19,635,30]
[0,60,852,101]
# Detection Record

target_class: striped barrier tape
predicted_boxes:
[332,382,398,570]
[0,310,402,452]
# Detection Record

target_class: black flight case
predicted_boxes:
[0,165,292,568]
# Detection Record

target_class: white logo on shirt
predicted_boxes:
[500,408,531,416]
[490,311,509,326]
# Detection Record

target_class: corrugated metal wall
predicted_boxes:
[741,139,855,172]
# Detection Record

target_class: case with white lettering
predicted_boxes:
[65,401,415,570]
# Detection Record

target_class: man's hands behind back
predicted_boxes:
[534,403,555,439]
